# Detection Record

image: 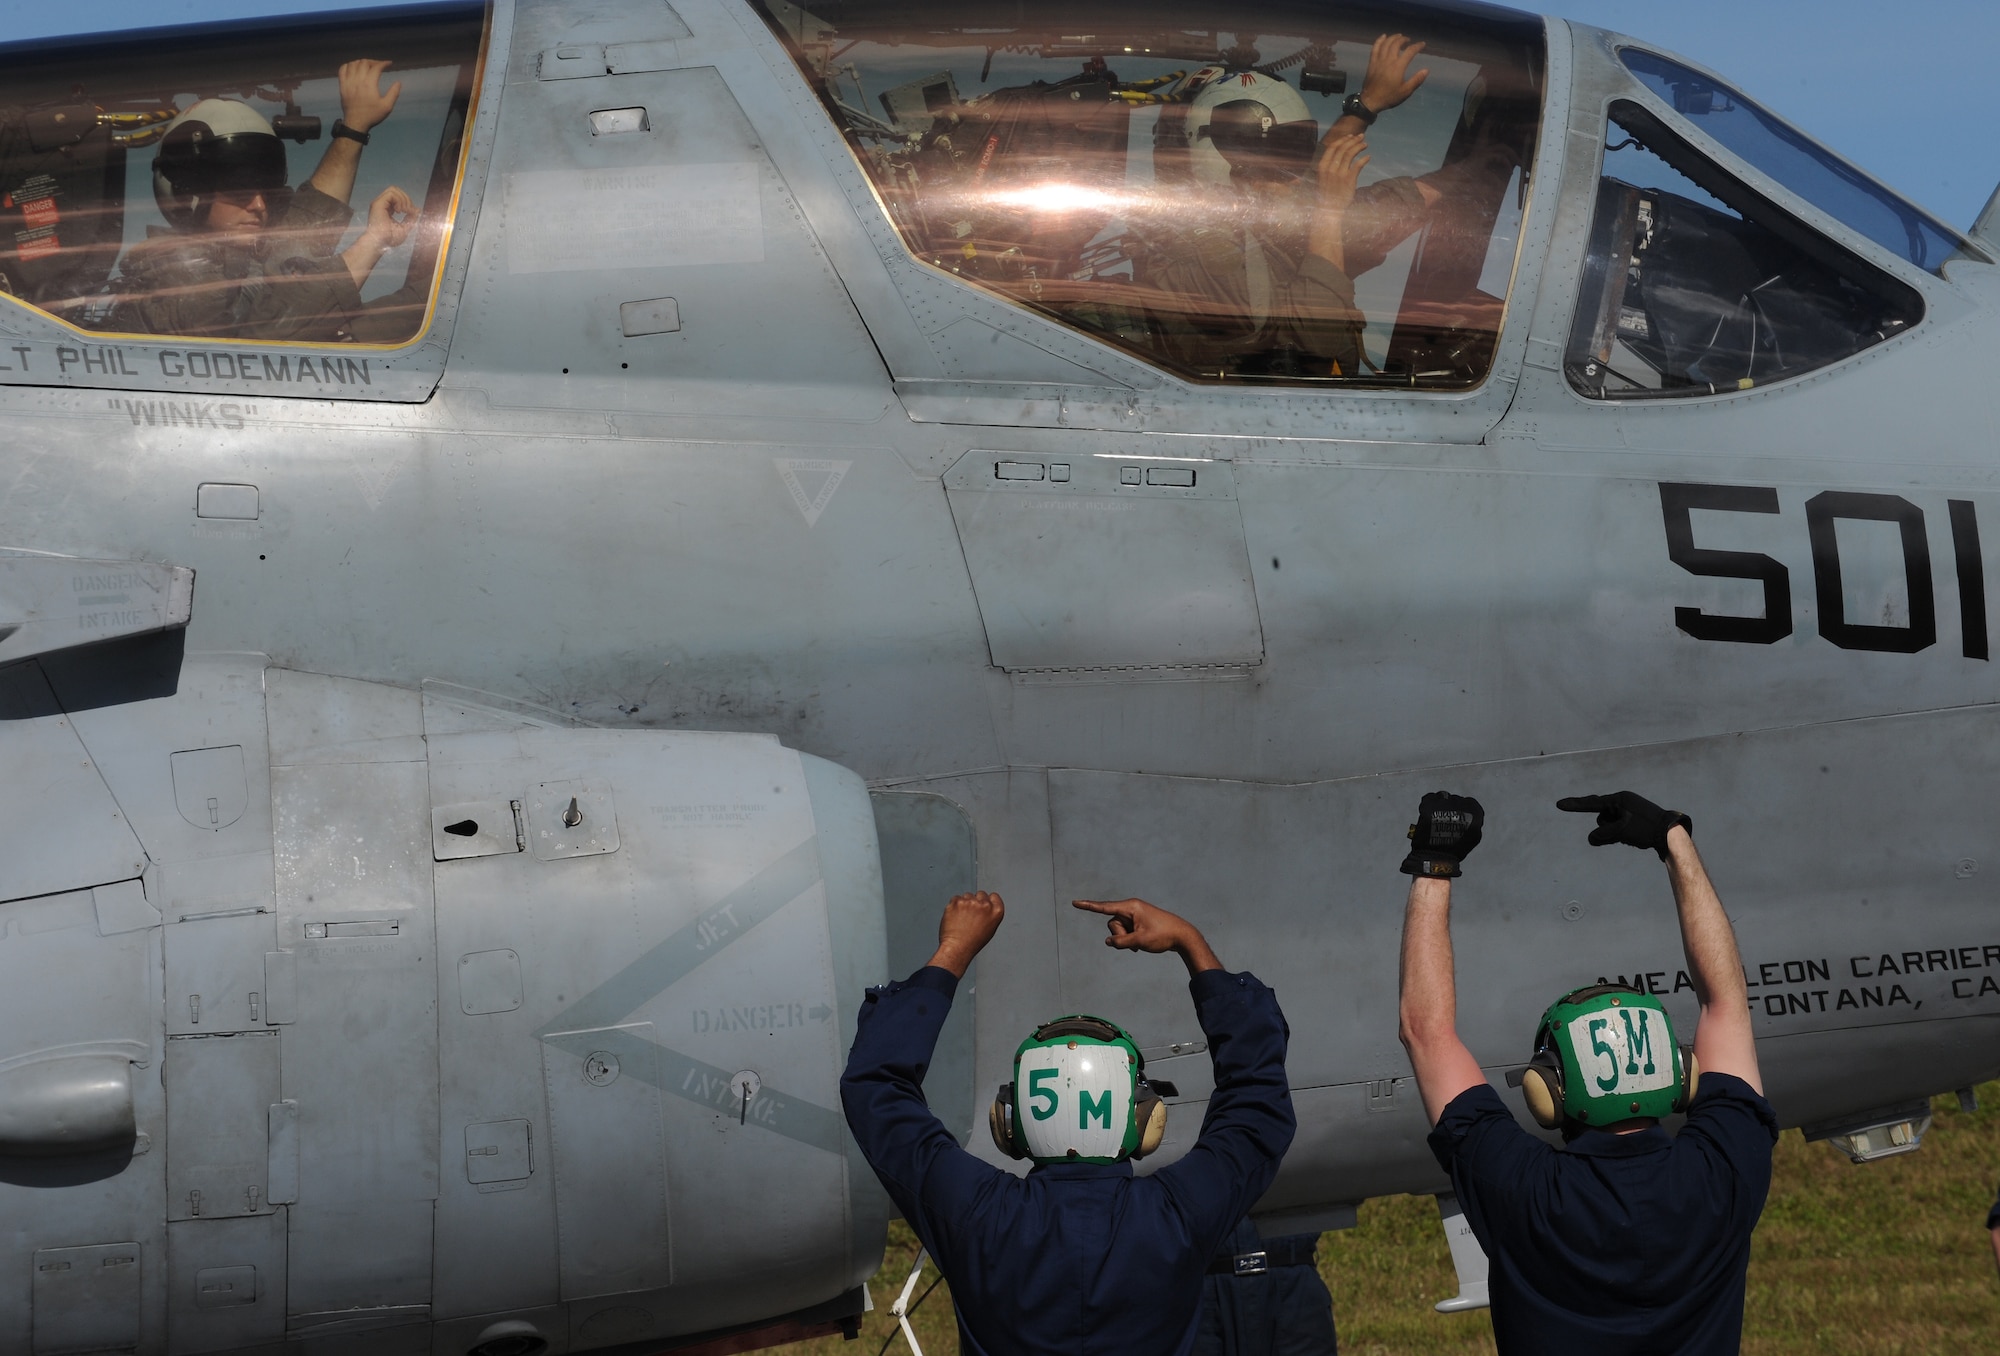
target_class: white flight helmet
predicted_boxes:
[152,98,290,229]
[1184,67,1318,187]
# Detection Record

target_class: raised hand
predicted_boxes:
[1400,791,1484,879]
[364,185,415,250]
[338,58,404,133]
[1315,132,1370,209]
[1359,33,1431,114]
[1308,132,1369,270]
[1072,898,1222,974]
[1556,791,1692,860]
[927,890,1005,977]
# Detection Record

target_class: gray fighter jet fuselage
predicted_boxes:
[2,0,1997,1352]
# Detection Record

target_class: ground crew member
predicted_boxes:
[841,890,1295,1356]
[1987,1182,2000,1278]
[1396,789,1778,1354]
[1192,1218,1336,1355]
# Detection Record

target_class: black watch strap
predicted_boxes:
[1341,94,1378,126]
[332,120,370,146]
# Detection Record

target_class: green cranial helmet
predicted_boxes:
[1519,985,1696,1130]
[987,1015,1167,1164]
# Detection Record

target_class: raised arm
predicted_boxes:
[1666,828,1761,1091]
[1076,899,1295,1246]
[1326,33,1430,135]
[1395,793,1490,1123]
[307,60,403,204]
[839,892,1006,1232]
[1071,896,1221,976]
[340,186,415,286]
[1558,793,1762,1093]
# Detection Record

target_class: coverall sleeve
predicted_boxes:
[1287,252,1365,375]
[1425,1083,1554,1259]
[272,184,357,258]
[839,966,1009,1258]
[1151,970,1297,1256]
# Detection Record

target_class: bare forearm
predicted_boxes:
[926,936,979,977]
[1306,214,1346,272]
[1667,826,1763,1091]
[1399,877,1486,1121]
[340,235,389,288]
[1177,931,1223,977]
[309,140,363,205]
[1400,877,1458,1038]
[1667,829,1742,1009]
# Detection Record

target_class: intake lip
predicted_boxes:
[0,1054,136,1158]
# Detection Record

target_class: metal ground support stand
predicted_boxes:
[890,1248,931,1356]
[1433,1193,1491,1312]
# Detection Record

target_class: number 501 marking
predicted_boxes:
[1658,482,1987,659]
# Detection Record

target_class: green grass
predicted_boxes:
[790,1082,2000,1355]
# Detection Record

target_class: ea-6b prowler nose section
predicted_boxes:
[0,656,893,1355]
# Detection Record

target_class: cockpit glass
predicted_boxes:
[0,2,489,347]
[1620,47,1967,275]
[1566,101,1922,400]
[753,1,1545,389]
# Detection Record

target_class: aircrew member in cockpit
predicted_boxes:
[1396,790,1778,1355]
[841,890,1296,1356]
[1146,34,1517,380]
[108,59,413,342]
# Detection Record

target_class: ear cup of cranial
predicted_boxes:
[1136,1095,1168,1157]
[1522,1058,1564,1129]
[1520,1046,1699,1129]
[988,1083,1021,1159]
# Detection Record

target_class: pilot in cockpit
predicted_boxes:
[1146,34,1516,380]
[107,59,414,343]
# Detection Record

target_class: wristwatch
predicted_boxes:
[1340,94,1378,126]
[332,120,370,146]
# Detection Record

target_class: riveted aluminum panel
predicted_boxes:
[165,1032,279,1221]
[0,671,147,905]
[540,1024,672,1299]
[167,1213,285,1353]
[944,449,1264,671]
[31,1243,142,1356]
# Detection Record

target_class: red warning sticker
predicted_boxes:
[21,197,58,229]
[18,229,59,260]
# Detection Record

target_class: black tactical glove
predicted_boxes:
[1400,791,1484,878]
[1556,791,1692,860]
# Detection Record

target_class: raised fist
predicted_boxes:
[1400,791,1484,879]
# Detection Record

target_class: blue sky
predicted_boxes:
[5,0,1995,227]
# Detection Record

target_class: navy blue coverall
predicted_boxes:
[1192,1219,1336,1355]
[1428,1072,1779,1355]
[840,965,1296,1356]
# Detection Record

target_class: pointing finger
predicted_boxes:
[1071,898,1128,916]
[1556,795,1609,813]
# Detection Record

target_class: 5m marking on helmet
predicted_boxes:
[1026,1066,1115,1130]
[1570,1006,1675,1096]
[989,1014,1170,1164]
[1017,1044,1132,1150]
